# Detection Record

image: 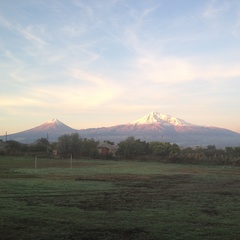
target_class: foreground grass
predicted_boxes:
[0,156,240,240]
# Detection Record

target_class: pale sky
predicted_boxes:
[1,0,240,134]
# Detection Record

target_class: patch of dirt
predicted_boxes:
[67,226,150,240]
[75,174,150,182]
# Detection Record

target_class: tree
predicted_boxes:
[234,146,240,156]
[57,133,81,158]
[28,138,50,155]
[149,142,173,157]
[170,143,181,155]
[7,140,27,155]
[204,145,217,159]
[117,137,150,159]
[80,138,98,157]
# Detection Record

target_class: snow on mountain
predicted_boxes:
[22,119,75,133]
[131,112,193,126]
[46,118,62,125]
[35,119,70,131]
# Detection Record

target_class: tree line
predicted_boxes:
[117,136,240,166]
[1,133,240,166]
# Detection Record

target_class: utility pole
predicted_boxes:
[70,154,72,169]
[5,132,7,142]
[35,155,37,173]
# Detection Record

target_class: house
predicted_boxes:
[97,142,118,156]
[52,149,58,157]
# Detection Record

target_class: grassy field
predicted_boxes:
[0,156,240,240]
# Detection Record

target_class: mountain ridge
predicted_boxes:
[1,112,240,147]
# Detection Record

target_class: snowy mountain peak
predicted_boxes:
[131,112,193,126]
[47,118,58,123]
[46,118,64,126]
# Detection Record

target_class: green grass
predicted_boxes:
[0,156,240,239]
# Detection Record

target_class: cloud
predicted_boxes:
[201,64,240,80]
[17,25,47,48]
[0,96,43,108]
[141,3,162,18]
[67,69,122,105]
[232,20,240,39]
[4,50,22,64]
[0,14,47,48]
[0,66,123,115]
[203,0,228,20]
[0,14,12,29]
[61,24,86,38]
[133,52,240,85]
[135,56,197,83]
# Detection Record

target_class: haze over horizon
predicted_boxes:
[1,0,240,134]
